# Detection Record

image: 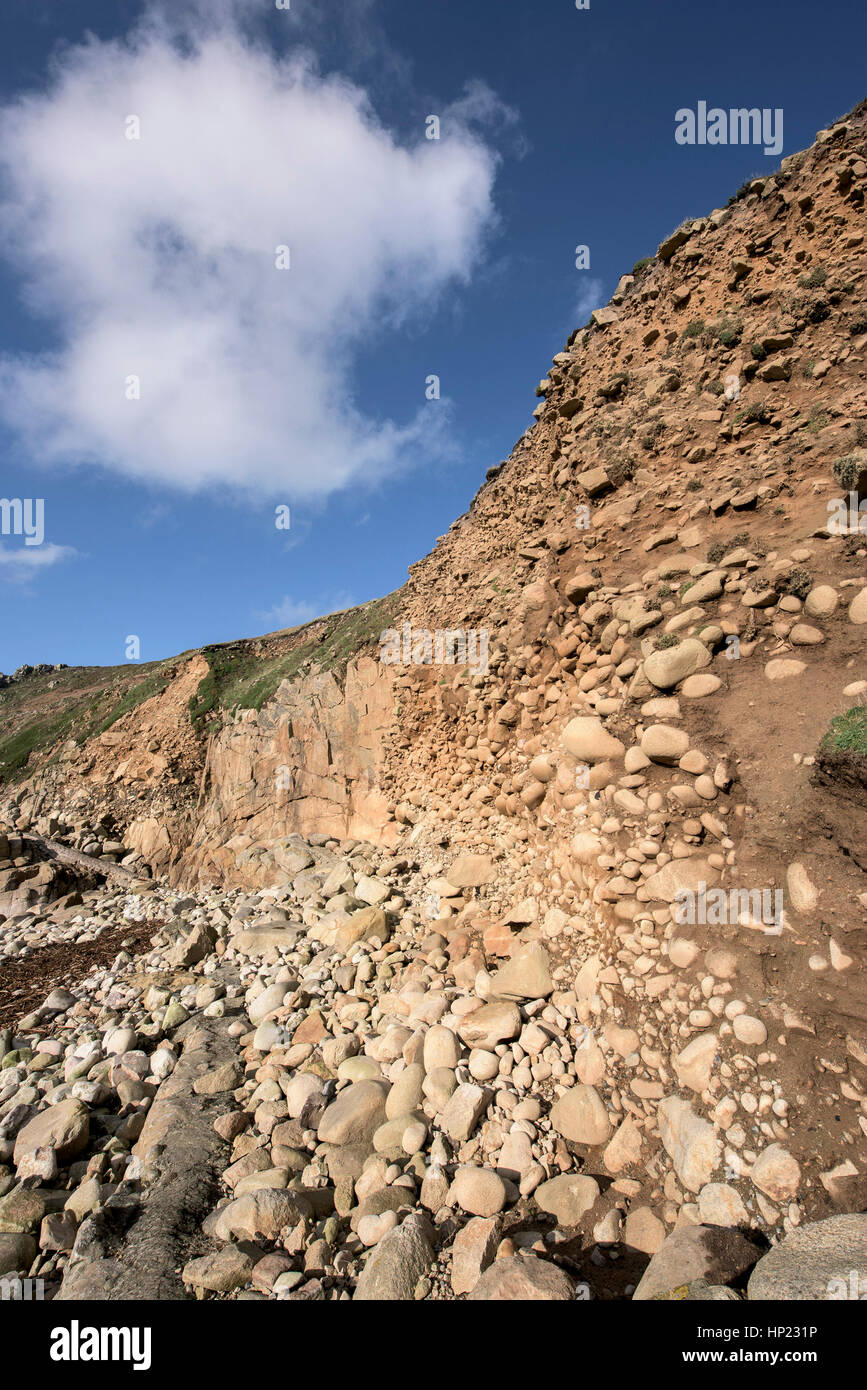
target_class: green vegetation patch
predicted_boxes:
[711,317,742,348]
[808,405,830,435]
[188,593,403,733]
[774,567,813,600]
[798,266,827,289]
[834,452,867,491]
[821,704,867,757]
[734,400,771,426]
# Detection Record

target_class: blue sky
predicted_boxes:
[0,0,864,673]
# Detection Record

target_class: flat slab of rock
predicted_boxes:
[230,925,302,955]
[764,658,806,681]
[642,857,718,904]
[182,1246,254,1293]
[58,1013,244,1301]
[748,1214,867,1300]
[457,1001,522,1049]
[446,854,496,888]
[488,943,553,1001]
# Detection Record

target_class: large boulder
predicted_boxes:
[248,983,287,1025]
[182,1247,254,1293]
[562,716,625,763]
[450,1216,500,1296]
[549,1085,612,1146]
[230,924,302,956]
[641,724,691,765]
[749,1144,801,1203]
[167,922,216,968]
[848,586,867,624]
[457,1002,522,1050]
[13,1099,89,1173]
[657,1096,720,1193]
[643,638,712,690]
[0,1233,37,1277]
[212,1189,312,1244]
[440,1084,490,1144]
[488,943,553,1001]
[449,1166,508,1218]
[642,857,718,905]
[317,1081,389,1147]
[468,1254,574,1300]
[353,1213,434,1300]
[633,1224,762,1300]
[748,1214,867,1300]
[658,224,692,260]
[534,1174,600,1227]
[334,907,389,951]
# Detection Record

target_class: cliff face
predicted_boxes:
[178,656,400,887]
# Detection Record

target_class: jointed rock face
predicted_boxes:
[1,103,867,1303]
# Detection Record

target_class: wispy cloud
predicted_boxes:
[0,542,75,582]
[572,276,606,329]
[256,590,358,633]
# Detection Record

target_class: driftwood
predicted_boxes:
[24,832,139,886]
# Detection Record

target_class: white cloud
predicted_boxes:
[0,543,75,582]
[256,590,358,632]
[0,18,503,499]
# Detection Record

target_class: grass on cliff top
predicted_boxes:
[0,595,404,778]
[821,704,867,757]
[188,593,403,733]
[0,661,176,783]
